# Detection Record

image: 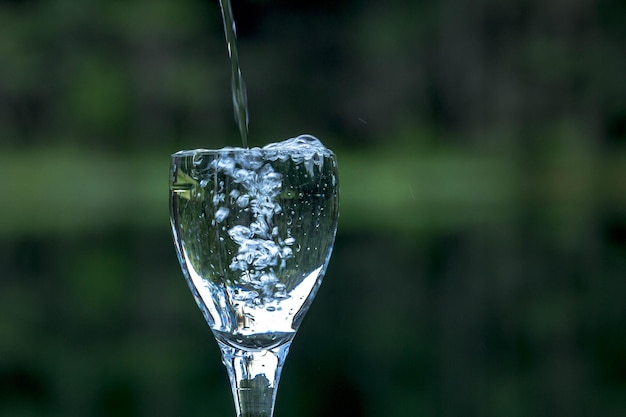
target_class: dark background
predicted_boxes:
[1,0,625,416]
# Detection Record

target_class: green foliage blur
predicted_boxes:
[1,0,625,416]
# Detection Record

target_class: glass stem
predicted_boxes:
[219,341,292,417]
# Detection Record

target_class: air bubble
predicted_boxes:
[217,157,235,171]
[273,283,287,298]
[192,154,204,166]
[236,194,250,208]
[215,207,229,223]
[230,189,240,204]
[213,193,225,205]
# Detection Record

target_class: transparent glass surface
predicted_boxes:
[170,135,339,417]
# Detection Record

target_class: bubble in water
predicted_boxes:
[273,283,287,298]
[213,193,225,206]
[216,156,235,171]
[215,207,229,223]
[229,189,240,203]
[232,288,259,302]
[229,225,252,244]
[236,194,250,208]
[233,168,252,184]
[192,154,204,166]
[250,218,269,237]
[281,246,293,259]
[262,171,282,193]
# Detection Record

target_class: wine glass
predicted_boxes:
[169,135,339,417]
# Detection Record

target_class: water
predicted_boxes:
[219,0,249,148]
[170,136,339,350]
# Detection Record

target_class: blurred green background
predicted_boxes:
[1,0,625,416]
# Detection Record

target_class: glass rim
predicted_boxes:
[171,147,257,158]
[170,147,337,160]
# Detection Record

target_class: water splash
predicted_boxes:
[201,135,333,303]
